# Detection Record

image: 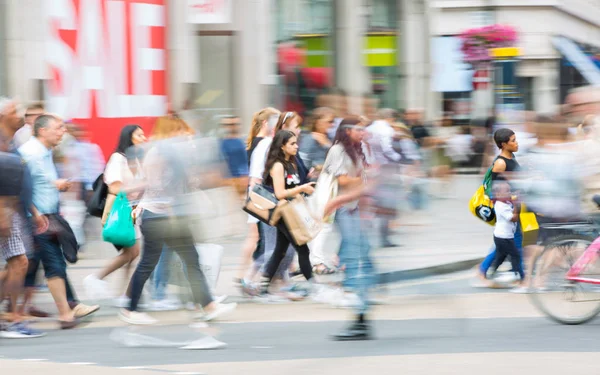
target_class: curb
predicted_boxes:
[376,257,484,285]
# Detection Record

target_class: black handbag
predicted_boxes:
[87,174,108,217]
[0,151,24,197]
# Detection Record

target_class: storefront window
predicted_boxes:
[274,0,335,117]
[364,0,398,109]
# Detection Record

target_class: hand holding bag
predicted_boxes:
[102,192,136,247]
[281,195,322,246]
[243,184,286,226]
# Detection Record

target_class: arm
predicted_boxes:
[511,203,519,222]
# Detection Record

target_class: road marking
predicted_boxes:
[21,359,48,362]
[173,372,205,375]
[68,362,96,366]
[251,346,273,349]
[118,366,147,370]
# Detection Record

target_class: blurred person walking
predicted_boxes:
[321,117,375,340]
[252,111,311,301]
[19,114,99,329]
[366,109,403,248]
[219,116,248,199]
[84,125,147,307]
[119,122,236,325]
[257,130,316,299]
[299,107,339,275]
[59,123,105,247]
[0,98,45,338]
[234,107,280,296]
[475,128,524,288]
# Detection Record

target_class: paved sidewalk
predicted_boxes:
[35,175,491,307]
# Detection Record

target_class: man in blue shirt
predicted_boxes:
[19,114,99,329]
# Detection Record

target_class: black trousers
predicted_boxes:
[264,223,312,282]
[492,236,524,280]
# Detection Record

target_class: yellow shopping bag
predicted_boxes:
[469,185,496,226]
[520,204,539,246]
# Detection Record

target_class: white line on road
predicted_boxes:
[118,366,147,370]
[21,359,48,362]
[68,362,96,366]
[251,346,273,349]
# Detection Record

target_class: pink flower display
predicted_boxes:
[459,24,518,63]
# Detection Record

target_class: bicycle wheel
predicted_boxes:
[529,234,600,325]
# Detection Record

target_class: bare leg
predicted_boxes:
[47,277,74,322]
[97,242,140,280]
[3,255,28,322]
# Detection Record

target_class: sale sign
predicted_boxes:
[45,0,168,159]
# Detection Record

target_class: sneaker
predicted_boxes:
[83,274,109,300]
[0,322,46,338]
[118,309,158,325]
[198,303,237,322]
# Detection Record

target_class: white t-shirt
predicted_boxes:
[249,137,272,180]
[494,201,517,239]
[104,153,135,186]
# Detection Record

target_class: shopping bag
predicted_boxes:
[281,196,322,246]
[102,192,136,247]
[520,204,539,247]
[306,171,338,223]
[196,243,224,292]
[469,185,496,225]
[468,161,496,225]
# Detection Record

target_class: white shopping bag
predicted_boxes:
[195,243,224,291]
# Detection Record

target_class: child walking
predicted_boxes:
[489,180,525,285]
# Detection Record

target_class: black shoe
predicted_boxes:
[332,321,371,341]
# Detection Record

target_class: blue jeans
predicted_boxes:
[480,222,524,276]
[335,208,375,314]
[151,245,172,301]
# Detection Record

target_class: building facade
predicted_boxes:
[3,0,599,156]
[430,0,600,120]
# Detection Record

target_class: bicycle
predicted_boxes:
[529,216,600,324]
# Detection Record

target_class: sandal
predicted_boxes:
[312,264,337,275]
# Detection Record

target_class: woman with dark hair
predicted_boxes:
[84,124,147,307]
[322,117,375,340]
[258,130,316,299]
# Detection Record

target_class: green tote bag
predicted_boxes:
[102,192,136,247]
